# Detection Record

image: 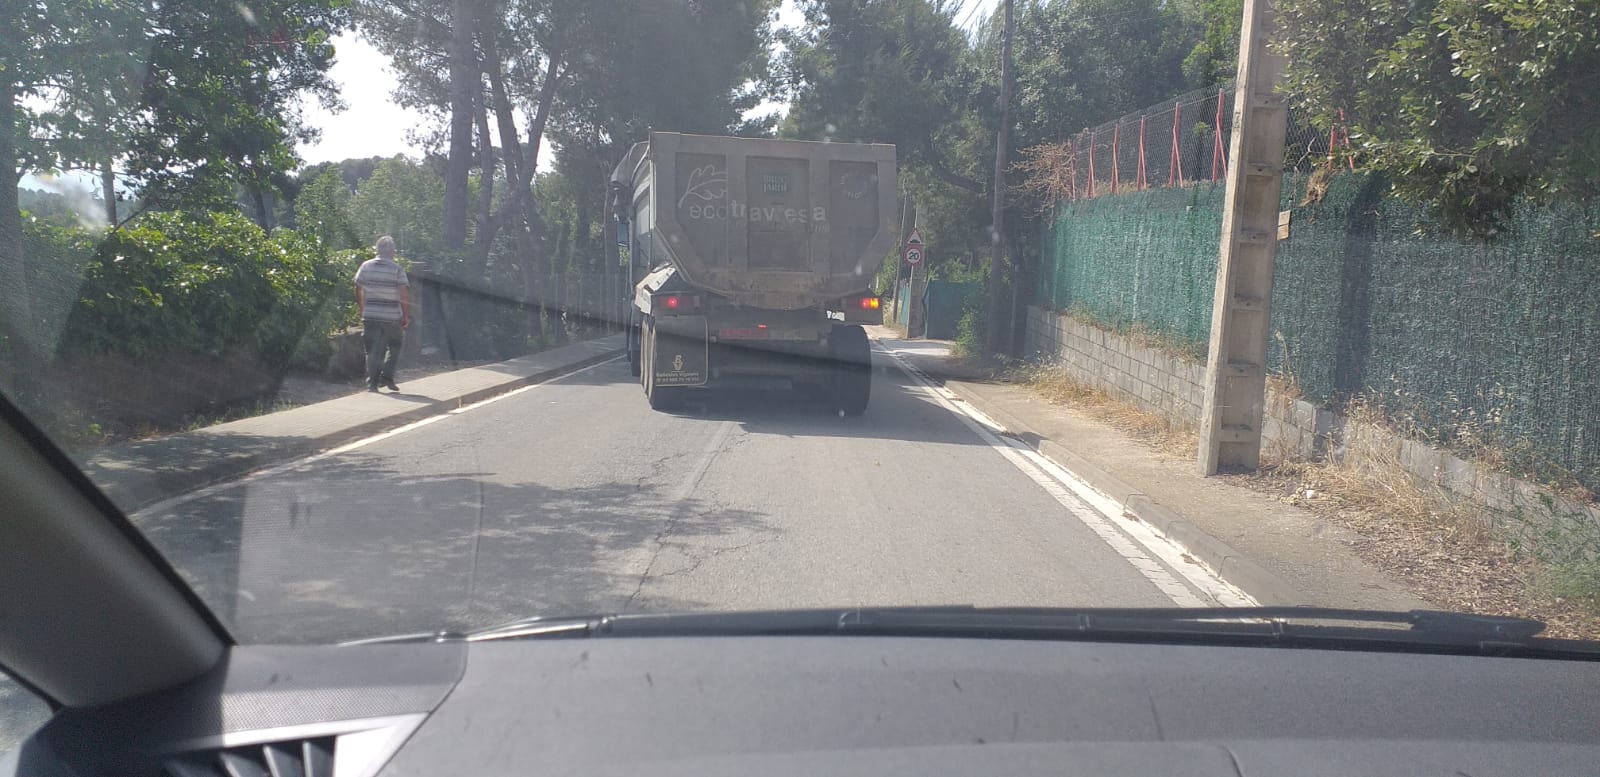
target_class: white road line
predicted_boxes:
[672,421,737,502]
[876,343,1256,608]
[133,355,624,518]
[622,420,739,607]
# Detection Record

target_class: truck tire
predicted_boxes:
[628,312,642,378]
[830,325,872,416]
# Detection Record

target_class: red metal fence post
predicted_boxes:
[1213,89,1226,181]
[1170,100,1185,187]
[1087,130,1097,198]
[1137,116,1148,190]
[1067,138,1077,200]
[1111,123,1121,195]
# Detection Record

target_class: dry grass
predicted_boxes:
[1009,363,1600,640]
[1239,467,1600,639]
[1011,363,1197,458]
[1243,403,1600,639]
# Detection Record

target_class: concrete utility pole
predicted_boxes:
[985,0,1014,354]
[1197,0,1289,475]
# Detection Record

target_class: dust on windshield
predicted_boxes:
[2,0,1598,649]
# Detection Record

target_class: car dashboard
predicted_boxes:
[4,635,1597,776]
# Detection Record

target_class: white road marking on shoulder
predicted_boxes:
[875,343,1256,608]
[133,355,624,518]
[672,421,737,502]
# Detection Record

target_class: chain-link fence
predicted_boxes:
[1055,84,1340,201]
[1038,89,1600,492]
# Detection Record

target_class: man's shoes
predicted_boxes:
[366,383,380,393]
[382,378,400,392]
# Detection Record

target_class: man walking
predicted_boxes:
[354,236,410,392]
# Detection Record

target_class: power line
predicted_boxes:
[958,0,989,30]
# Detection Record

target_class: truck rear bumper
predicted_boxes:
[707,340,835,385]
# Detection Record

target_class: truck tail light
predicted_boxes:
[860,296,881,310]
[655,293,701,312]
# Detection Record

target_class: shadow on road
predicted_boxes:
[647,362,991,448]
[484,348,990,449]
[86,431,319,513]
[134,450,774,645]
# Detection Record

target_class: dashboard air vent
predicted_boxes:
[164,736,335,777]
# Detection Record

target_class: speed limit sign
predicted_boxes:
[904,227,925,266]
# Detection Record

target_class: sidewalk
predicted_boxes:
[869,328,1428,611]
[87,335,626,512]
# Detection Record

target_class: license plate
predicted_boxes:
[718,328,771,340]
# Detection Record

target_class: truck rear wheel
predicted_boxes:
[830,325,872,416]
[628,312,642,378]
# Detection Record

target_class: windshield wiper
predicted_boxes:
[342,606,1596,659]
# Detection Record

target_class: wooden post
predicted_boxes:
[908,253,932,340]
[1197,0,1288,475]
[984,0,1014,354]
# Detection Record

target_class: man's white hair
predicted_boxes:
[375,235,396,255]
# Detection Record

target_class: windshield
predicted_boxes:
[4,0,1598,657]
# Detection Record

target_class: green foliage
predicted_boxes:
[1179,0,1241,88]
[346,157,446,259]
[294,169,362,250]
[779,0,991,227]
[58,212,349,374]
[954,288,987,360]
[1278,0,1600,235]
[7,0,349,207]
[551,0,779,141]
[1009,0,1199,151]
[18,189,88,229]
[18,218,100,359]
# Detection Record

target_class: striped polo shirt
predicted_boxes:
[354,256,410,322]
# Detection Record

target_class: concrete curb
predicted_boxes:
[98,336,626,512]
[930,369,1302,607]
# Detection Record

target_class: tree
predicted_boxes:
[359,0,773,342]
[1007,0,1198,151]
[347,156,447,259]
[780,0,988,194]
[1179,0,1242,89]
[123,0,349,226]
[295,168,363,250]
[3,0,346,381]
[1278,0,1600,235]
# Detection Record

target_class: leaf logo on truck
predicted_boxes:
[679,162,828,225]
[677,165,727,209]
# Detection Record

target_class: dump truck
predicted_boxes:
[611,132,898,414]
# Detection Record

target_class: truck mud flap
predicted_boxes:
[653,317,709,387]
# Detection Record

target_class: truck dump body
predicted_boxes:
[621,132,897,310]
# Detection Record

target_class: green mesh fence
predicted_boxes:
[1038,182,1223,349]
[1040,171,1600,492]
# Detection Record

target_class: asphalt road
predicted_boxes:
[133,339,1235,644]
